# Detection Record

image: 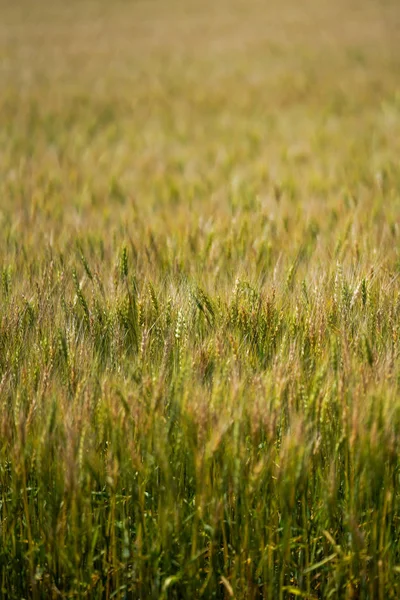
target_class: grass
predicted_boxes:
[1,0,400,597]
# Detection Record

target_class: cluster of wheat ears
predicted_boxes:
[1,0,400,597]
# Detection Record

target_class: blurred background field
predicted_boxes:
[1,0,400,598]
[1,0,400,251]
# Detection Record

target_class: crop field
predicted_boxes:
[1,0,400,598]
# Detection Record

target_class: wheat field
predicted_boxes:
[1,0,400,598]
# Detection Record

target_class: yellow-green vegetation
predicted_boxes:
[1,0,400,597]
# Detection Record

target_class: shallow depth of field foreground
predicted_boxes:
[1,0,400,598]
